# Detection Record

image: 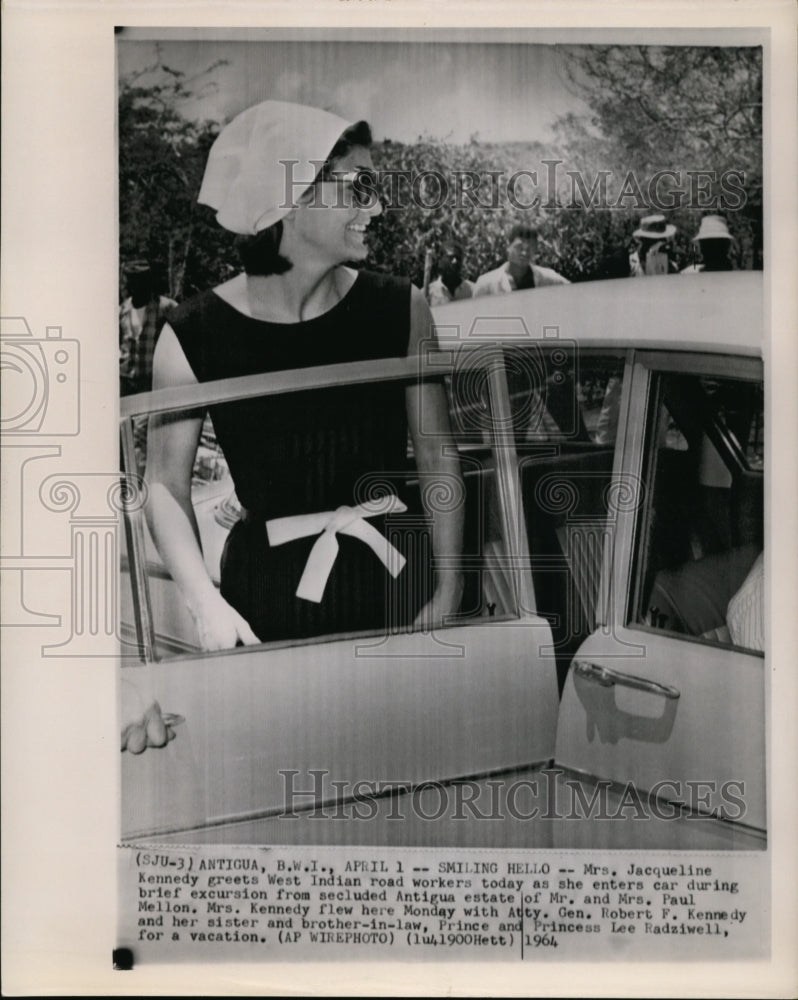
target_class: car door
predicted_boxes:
[552,349,765,850]
[120,351,560,841]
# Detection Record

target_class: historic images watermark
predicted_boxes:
[278,768,748,824]
[279,161,749,213]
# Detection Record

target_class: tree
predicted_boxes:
[552,45,763,266]
[119,44,763,299]
[369,136,583,287]
[118,55,237,299]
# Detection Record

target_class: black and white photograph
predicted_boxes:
[2,3,797,995]
[119,29,765,851]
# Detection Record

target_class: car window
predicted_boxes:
[121,371,520,662]
[699,375,764,471]
[501,349,627,690]
[506,350,625,446]
[631,370,764,652]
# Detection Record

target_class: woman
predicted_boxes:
[144,100,464,652]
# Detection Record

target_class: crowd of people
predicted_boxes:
[423,212,736,306]
[120,212,738,387]
[120,210,738,386]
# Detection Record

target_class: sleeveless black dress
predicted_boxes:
[169,270,431,642]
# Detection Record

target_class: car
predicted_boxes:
[120,271,764,851]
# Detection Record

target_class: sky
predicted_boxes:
[116,33,587,145]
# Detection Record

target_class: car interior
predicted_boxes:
[636,372,764,646]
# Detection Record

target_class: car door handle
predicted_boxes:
[573,660,680,700]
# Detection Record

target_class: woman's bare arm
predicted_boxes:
[405,286,464,626]
[144,324,258,650]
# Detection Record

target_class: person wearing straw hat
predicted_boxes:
[142,100,464,653]
[681,215,734,273]
[629,213,679,276]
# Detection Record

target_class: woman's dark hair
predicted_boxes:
[236,221,291,277]
[508,224,539,244]
[318,119,372,178]
[237,119,373,277]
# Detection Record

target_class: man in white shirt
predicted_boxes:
[427,242,474,306]
[474,224,569,297]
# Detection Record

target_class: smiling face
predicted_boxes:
[286,146,382,267]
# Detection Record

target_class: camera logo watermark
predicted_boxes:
[0,316,145,657]
[0,317,80,436]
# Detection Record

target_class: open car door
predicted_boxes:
[552,350,765,850]
[120,351,561,843]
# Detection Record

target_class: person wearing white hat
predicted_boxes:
[629,213,679,276]
[681,215,734,273]
[141,100,464,656]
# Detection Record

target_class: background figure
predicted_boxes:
[681,215,734,273]
[473,224,569,296]
[427,242,474,306]
[119,261,176,396]
[629,214,680,276]
[594,247,631,280]
[119,261,177,471]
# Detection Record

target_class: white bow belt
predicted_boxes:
[265,495,408,603]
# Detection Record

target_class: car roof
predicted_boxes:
[431,271,763,356]
[122,272,763,421]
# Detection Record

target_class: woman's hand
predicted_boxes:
[121,701,176,754]
[187,590,260,652]
[413,576,464,631]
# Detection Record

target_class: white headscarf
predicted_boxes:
[198,100,354,236]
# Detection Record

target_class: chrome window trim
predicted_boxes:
[626,621,765,659]
[483,347,534,616]
[633,351,763,380]
[609,351,655,631]
[120,417,156,662]
[595,349,636,629]
[120,349,491,419]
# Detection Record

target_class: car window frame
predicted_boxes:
[120,344,530,663]
[611,349,764,655]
